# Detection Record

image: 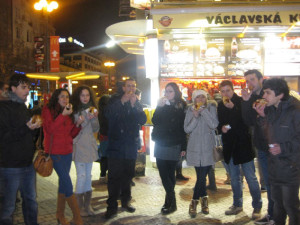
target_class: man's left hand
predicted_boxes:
[269,143,281,155]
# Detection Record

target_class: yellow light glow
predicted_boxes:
[122,76,130,80]
[66,72,85,80]
[72,75,100,80]
[104,62,115,67]
[122,42,139,45]
[114,35,145,39]
[34,0,58,12]
[281,24,296,37]
[26,74,60,80]
[72,81,78,84]
[108,89,112,92]
[92,85,98,88]
[49,1,58,9]
[34,3,42,10]
[128,48,143,51]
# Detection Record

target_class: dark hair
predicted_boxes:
[219,80,233,90]
[9,74,30,91]
[124,78,136,86]
[165,82,186,109]
[98,94,111,111]
[47,88,71,119]
[244,69,263,80]
[263,78,290,101]
[71,85,97,113]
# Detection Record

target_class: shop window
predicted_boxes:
[73,55,82,60]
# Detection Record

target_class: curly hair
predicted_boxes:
[71,85,97,113]
[47,88,71,119]
[165,82,186,109]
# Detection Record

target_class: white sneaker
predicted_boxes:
[225,205,243,215]
[255,214,275,225]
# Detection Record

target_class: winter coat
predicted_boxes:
[0,99,35,167]
[105,95,146,160]
[42,106,81,155]
[259,96,300,185]
[73,110,99,163]
[217,93,255,165]
[241,89,269,152]
[184,101,219,167]
[151,101,187,151]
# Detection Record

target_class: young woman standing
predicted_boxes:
[71,86,99,217]
[184,89,218,217]
[151,82,187,215]
[42,88,84,225]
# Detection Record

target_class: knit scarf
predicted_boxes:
[78,102,92,113]
[8,91,26,104]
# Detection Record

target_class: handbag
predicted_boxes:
[213,129,224,162]
[33,131,53,177]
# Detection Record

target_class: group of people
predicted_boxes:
[0,71,299,225]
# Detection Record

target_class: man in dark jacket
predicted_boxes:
[0,74,41,225]
[217,80,262,219]
[104,78,146,219]
[241,70,274,224]
[254,78,300,225]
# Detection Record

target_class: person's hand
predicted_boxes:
[76,115,85,127]
[87,110,99,120]
[121,93,131,105]
[130,93,137,107]
[62,104,73,116]
[224,100,234,109]
[241,88,252,101]
[181,151,186,157]
[253,103,266,117]
[192,108,200,118]
[157,97,167,107]
[222,125,230,133]
[269,143,281,155]
[26,120,42,130]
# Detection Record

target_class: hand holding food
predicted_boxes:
[241,88,251,101]
[194,102,203,110]
[27,116,42,130]
[62,104,73,116]
[223,96,230,104]
[253,99,267,117]
[253,99,268,108]
[31,114,42,124]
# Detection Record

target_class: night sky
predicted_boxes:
[52,0,128,60]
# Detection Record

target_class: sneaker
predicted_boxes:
[252,208,262,220]
[255,214,275,225]
[225,205,243,215]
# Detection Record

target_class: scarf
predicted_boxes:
[78,102,92,113]
[8,91,26,104]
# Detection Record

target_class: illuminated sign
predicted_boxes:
[59,37,66,43]
[74,39,84,47]
[59,36,84,47]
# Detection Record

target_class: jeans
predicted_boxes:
[0,165,38,225]
[271,184,300,225]
[156,159,178,194]
[228,158,262,209]
[74,162,93,194]
[107,158,136,211]
[257,150,274,217]
[51,153,73,197]
[193,166,211,199]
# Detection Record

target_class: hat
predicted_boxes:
[192,89,208,102]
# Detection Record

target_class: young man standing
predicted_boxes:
[241,70,274,224]
[217,80,262,220]
[254,78,300,225]
[0,74,41,225]
[104,78,146,219]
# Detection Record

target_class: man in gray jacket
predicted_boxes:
[254,78,300,225]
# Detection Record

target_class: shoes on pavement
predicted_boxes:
[121,203,136,213]
[104,209,117,219]
[176,174,189,181]
[260,187,267,193]
[252,208,262,220]
[225,205,243,215]
[206,185,217,192]
[255,214,275,225]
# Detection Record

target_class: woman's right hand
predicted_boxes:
[157,97,166,107]
[62,104,73,116]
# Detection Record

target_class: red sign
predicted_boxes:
[50,36,60,72]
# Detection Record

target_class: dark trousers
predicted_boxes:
[100,157,108,177]
[193,166,211,199]
[107,158,136,211]
[271,184,300,225]
[156,159,178,194]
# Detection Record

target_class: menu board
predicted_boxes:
[227,38,262,76]
[264,37,300,76]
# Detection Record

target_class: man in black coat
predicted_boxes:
[104,78,146,219]
[254,78,300,225]
[217,80,262,219]
[0,74,41,225]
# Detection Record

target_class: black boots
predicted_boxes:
[207,167,217,191]
[176,167,189,180]
[161,192,177,215]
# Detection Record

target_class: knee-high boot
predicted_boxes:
[66,194,83,225]
[56,193,70,225]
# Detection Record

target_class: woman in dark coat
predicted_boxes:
[151,82,187,215]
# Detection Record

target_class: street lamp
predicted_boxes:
[104,61,115,92]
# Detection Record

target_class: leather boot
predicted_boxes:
[201,196,209,214]
[162,192,177,215]
[207,167,217,191]
[84,191,96,216]
[66,194,83,225]
[75,193,88,217]
[161,195,169,212]
[189,199,199,218]
[176,167,189,180]
[56,193,70,225]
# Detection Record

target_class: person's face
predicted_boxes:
[263,88,283,107]
[220,85,234,99]
[11,82,30,102]
[58,91,70,107]
[123,80,136,94]
[194,95,206,104]
[165,85,175,101]
[245,73,263,93]
[80,89,90,104]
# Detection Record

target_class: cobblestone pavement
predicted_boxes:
[10,158,270,225]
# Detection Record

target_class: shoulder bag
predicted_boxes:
[213,129,224,162]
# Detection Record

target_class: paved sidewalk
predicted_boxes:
[9,157,269,225]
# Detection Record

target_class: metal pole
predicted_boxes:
[45,10,50,93]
